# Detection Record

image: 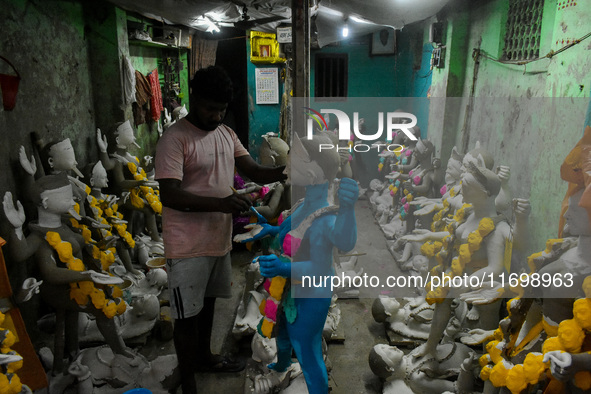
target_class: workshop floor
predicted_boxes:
[138,199,400,394]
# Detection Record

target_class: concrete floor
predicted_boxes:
[138,199,398,393]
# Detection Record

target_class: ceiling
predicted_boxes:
[107,0,453,47]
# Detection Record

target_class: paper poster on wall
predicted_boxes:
[255,67,279,104]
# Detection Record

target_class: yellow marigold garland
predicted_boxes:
[480,284,591,393]
[127,161,162,214]
[424,216,494,304]
[88,195,135,249]
[69,202,118,271]
[45,231,126,319]
[0,312,23,394]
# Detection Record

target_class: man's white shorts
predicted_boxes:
[166,253,232,319]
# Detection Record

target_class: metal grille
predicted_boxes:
[501,0,544,61]
[315,54,348,98]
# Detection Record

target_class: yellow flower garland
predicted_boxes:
[45,231,126,319]
[258,275,287,338]
[69,203,118,271]
[127,161,162,214]
[424,216,494,304]
[88,195,135,249]
[481,287,591,393]
[0,312,23,394]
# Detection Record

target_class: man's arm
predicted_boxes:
[235,155,287,184]
[158,178,252,214]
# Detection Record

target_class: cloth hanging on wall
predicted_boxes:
[135,71,151,106]
[148,69,163,121]
[133,70,152,126]
[121,55,136,106]
[190,35,218,77]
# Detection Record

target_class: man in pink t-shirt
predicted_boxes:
[155,66,286,393]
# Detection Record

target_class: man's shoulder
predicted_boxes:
[165,119,194,136]
[159,120,199,147]
[217,123,238,136]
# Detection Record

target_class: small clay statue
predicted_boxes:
[97,122,162,242]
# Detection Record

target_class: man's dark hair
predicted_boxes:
[190,66,233,104]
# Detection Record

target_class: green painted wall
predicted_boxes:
[0,0,96,212]
[427,0,591,253]
[307,29,433,137]
[0,0,100,352]
[0,1,189,340]
[244,27,436,161]
[125,23,190,167]
[246,38,284,161]
[311,36,396,97]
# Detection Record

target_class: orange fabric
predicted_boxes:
[558,126,591,237]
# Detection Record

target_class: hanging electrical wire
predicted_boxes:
[476,30,591,66]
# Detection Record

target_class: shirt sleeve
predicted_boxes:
[226,126,249,158]
[155,131,185,181]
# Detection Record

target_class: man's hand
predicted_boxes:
[220,193,252,214]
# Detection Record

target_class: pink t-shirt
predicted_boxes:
[155,118,249,258]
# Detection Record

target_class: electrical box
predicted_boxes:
[432,47,445,68]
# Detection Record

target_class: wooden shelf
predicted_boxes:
[129,39,181,49]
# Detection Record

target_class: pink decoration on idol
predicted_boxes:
[413,176,421,185]
[404,203,410,211]
[409,170,414,176]
[348,155,353,162]
[405,150,412,157]
[278,212,285,226]
[264,278,272,293]
[264,299,279,321]
[282,233,301,258]
[401,197,407,204]
[259,186,270,199]
[390,190,394,196]
[440,184,447,196]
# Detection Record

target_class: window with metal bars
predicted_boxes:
[314,54,348,99]
[501,0,544,61]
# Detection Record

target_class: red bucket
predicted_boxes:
[0,56,21,111]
